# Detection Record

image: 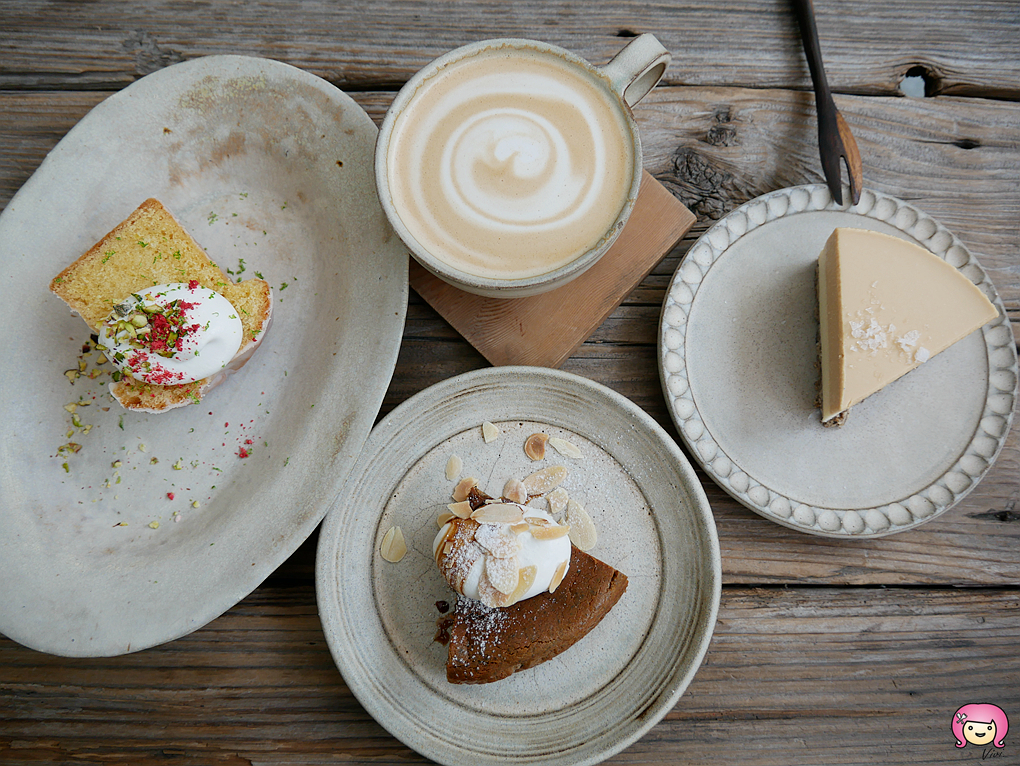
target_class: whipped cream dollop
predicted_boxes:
[98,282,243,386]
[434,503,571,608]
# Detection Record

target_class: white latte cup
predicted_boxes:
[375,35,671,298]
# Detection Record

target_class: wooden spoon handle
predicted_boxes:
[792,0,833,107]
[793,0,863,205]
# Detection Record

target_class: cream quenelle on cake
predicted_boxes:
[818,227,998,425]
[434,499,572,608]
[97,282,245,386]
[50,198,273,413]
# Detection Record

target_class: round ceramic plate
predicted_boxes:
[316,367,720,766]
[658,184,1017,538]
[0,55,408,655]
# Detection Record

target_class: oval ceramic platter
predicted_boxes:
[316,367,720,766]
[659,184,1017,538]
[0,55,408,656]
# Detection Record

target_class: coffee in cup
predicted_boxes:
[377,36,670,297]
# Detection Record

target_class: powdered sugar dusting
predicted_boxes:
[455,594,510,656]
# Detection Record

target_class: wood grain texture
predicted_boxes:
[1,583,1016,765]
[408,172,695,368]
[4,87,1018,312]
[2,4,1019,764]
[1,0,1018,97]
[636,88,1020,311]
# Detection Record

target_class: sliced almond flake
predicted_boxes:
[510,521,530,534]
[565,498,597,551]
[476,570,511,608]
[522,465,568,495]
[507,564,538,605]
[502,477,527,505]
[445,454,463,482]
[529,522,570,541]
[548,560,568,593]
[485,555,521,595]
[380,525,407,563]
[452,477,478,502]
[481,421,500,443]
[470,502,525,524]
[524,432,549,461]
[547,487,569,516]
[474,522,521,558]
[436,511,455,528]
[447,500,473,518]
[549,436,583,459]
[434,524,455,565]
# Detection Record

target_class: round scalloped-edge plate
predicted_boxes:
[0,55,408,656]
[316,366,720,766]
[658,184,1017,538]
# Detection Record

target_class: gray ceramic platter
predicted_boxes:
[659,184,1017,538]
[0,55,408,656]
[316,366,720,766]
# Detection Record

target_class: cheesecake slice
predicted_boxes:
[435,545,627,684]
[818,227,997,424]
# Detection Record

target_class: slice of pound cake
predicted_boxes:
[50,198,273,413]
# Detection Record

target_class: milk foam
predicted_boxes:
[388,47,635,280]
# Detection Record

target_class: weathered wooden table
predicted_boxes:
[2,2,1018,764]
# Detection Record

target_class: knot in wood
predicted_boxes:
[706,106,738,146]
[666,147,733,220]
[123,30,184,76]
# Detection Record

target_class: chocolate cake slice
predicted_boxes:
[435,545,627,684]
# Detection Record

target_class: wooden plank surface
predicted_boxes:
[1,1,1019,764]
[1,582,1017,765]
[4,88,1019,313]
[1,0,1018,97]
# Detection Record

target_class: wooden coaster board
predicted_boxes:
[409,171,696,368]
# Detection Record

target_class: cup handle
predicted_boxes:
[600,34,671,108]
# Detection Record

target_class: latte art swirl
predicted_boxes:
[387,49,635,280]
[444,108,592,228]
